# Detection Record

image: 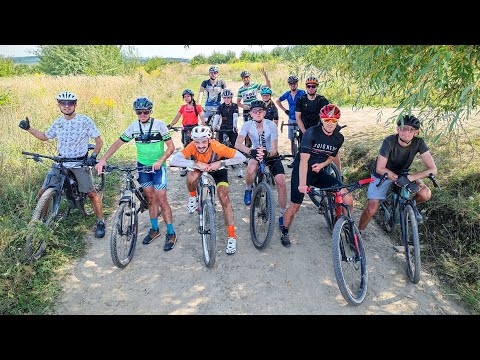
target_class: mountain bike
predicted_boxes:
[250,154,292,249]
[376,172,439,284]
[308,177,374,305]
[22,145,105,261]
[102,165,155,269]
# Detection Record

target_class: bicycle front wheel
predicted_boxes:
[110,202,138,269]
[332,216,368,305]
[25,188,59,261]
[250,182,275,249]
[201,201,216,268]
[402,204,421,283]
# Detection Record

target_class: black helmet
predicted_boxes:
[397,115,420,130]
[240,70,251,79]
[182,89,194,97]
[287,75,299,83]
[250,100,266,110]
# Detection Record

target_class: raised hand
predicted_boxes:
[19,117,31,130]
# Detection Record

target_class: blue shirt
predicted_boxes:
[279,89,306,121]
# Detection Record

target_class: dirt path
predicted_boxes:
[54,83,469,315]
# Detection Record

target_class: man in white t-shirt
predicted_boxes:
[19,91,106,238]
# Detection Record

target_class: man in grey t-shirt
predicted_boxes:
[358,115,438,232]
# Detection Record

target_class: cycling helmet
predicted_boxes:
[133,97,153,110]
[305,76,319,85]
[260,87,272,96]
[221,89,234,98]
[209,65,219,73]
[56,91,77,102]
[320,104,341,119]
[397,115,420,130]
[182,89,194,97]
[250,99,267,110]
[287,75,299,83]
[190,125,212,140]
[240,70,251,79]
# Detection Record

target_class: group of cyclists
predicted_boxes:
[19,65,438,257]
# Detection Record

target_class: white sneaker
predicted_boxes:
[237,168,244,178]
[226,237,237,255]
[187,196,197,214]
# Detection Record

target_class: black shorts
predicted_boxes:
[210,168,229,186]
[290,157,342,204]
[265,157,285,178]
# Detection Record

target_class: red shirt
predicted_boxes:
[179,105,203,126]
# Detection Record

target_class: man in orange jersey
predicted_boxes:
[169,125,246,255]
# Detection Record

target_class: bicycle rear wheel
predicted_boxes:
[250,182,275,249]
[83,169,106,216]
[110,202,138,269]
[402,204,421,283]
[25,188,59,261]
[332,216,368,305]
[201,201,216,268]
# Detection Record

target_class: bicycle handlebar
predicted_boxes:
[377,172,440,190]
[280,121,298,133]
[103,165,156,173]
[22,151,87,164]
[308,177,374,195]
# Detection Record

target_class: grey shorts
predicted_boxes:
[366,175,393,200]
[203,106,218,120]
[42,165,94,193]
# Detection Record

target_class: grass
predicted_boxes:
[1,62,479,314]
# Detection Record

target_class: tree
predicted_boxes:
[296,45,480,140]
[35,45,139,76]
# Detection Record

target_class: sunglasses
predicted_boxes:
[322,117,338,124]
[210,71,219,74]
[306,85,317,89]
[399,126,416,133]
[136,110,151,115]
[250,108,264,114]
[59,101,76,106]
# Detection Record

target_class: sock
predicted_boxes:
[97,217,105,224]
[281,226,289,235]
[245,184,252,191]
[279,208,286,217]
[150,218,159,231]
[227,225,236,238]
[189,191,197,197]
[166,223,174,235]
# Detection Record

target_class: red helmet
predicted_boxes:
[320,104,341,119]
[305,76,319,85]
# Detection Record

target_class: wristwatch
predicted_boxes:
[220,160,226,168]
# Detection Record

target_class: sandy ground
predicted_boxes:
[54,84,470,315]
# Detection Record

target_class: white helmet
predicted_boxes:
[56,91,77,101]
[221,89,234,98]
[191,125,212,140]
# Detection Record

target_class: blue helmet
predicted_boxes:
[133,97,153,110]
[260,87,272,96]
[240,70,251,79]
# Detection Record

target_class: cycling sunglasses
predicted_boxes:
[59,101,76,106]
[322,117,338,124]
[306,85,317,89]
[136,110,151,115]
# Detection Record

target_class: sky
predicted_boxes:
[0,45,284,58]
